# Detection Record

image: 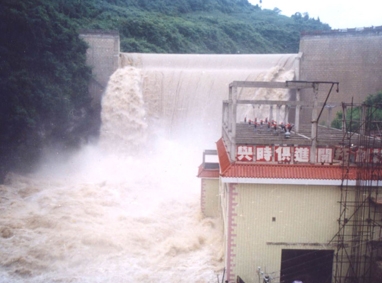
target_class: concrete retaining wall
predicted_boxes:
[201,179,220,218]
[80,28,382,127]
[299,27,382,124]
[79,30,120,108]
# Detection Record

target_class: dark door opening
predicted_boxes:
[280,249,334,283]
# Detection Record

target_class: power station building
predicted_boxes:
[198,29,382,283]
[79,26,382,283]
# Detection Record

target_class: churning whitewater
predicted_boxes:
[0,53,297,282]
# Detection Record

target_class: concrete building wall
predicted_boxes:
[299,28,382,125]
[224,183,342,283]
[201,178,220,217]
[78,29,382,129]
[79,30,120,108]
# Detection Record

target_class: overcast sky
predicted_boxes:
[248,0,382,29]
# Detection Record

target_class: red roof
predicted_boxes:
[197,164,219,178]
[221,162,353,180]
[217,138,231,174]
[215,138,358,180]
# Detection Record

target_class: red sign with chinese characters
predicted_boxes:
[236,145,254,162]
[294,146,310,163]
[236,145,382,164]
[256,145,273,162]
[317,148,333,164]
[334,146,356,162]
[368,148,381,163]
[274,146,292,163]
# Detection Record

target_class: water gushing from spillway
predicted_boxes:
[0,53,297,282]
[121,53,297,145]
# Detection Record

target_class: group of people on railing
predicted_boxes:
[244,117,294,133]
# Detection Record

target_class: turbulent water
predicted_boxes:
[120,53,297,142]
[0,53,297,282]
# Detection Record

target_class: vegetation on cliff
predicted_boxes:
[0,0,330,181]
[0,0,93,179]
[59,0,330,54]
[331,92,382,133]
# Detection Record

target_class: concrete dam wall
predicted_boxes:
[80,27,382,131]
[299,27,382,123]
[79,30,120,110]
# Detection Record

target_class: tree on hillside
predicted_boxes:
[0,0,332,182]
[0,0,93,181]
[331,91,382,135]
[81,0,330,54]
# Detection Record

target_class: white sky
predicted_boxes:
[248,0,382,29]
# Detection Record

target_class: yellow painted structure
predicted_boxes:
[201,179,220,218]
[220,182,346,283]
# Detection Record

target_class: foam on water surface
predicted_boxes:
[0,53,297,282]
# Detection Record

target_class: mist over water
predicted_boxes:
[0,53,296,282]
[99,67,148,155]
[121,53,297,145]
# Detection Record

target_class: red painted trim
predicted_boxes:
[201,179,206,215]
[226,183,238,282]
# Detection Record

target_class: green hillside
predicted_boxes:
[0,0,330,181]
[59,0,330,54]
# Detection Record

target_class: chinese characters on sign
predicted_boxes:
[237,145,254,161]
[256,146,272,162]
[317,148,333,164]
[369,148,381,163]
[237,145,310,163]
[237,145,382,163]
[275,146,292,162]
[294,146,310,163]
[334,147,350,162]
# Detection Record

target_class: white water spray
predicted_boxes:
[0,53,297,282]
[99,67,147,155]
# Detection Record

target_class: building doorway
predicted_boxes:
[280,249,334,283]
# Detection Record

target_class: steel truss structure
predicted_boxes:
[332,102,382,283]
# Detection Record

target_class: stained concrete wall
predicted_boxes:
[223,183,341,283]
[79,28,382,128]
[201,179,220,217]
[299,27,382,125]
[79,30,120,109]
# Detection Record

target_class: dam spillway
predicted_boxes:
[118,53,298,148]
[3,26,382,281]
[0,53,297,282]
